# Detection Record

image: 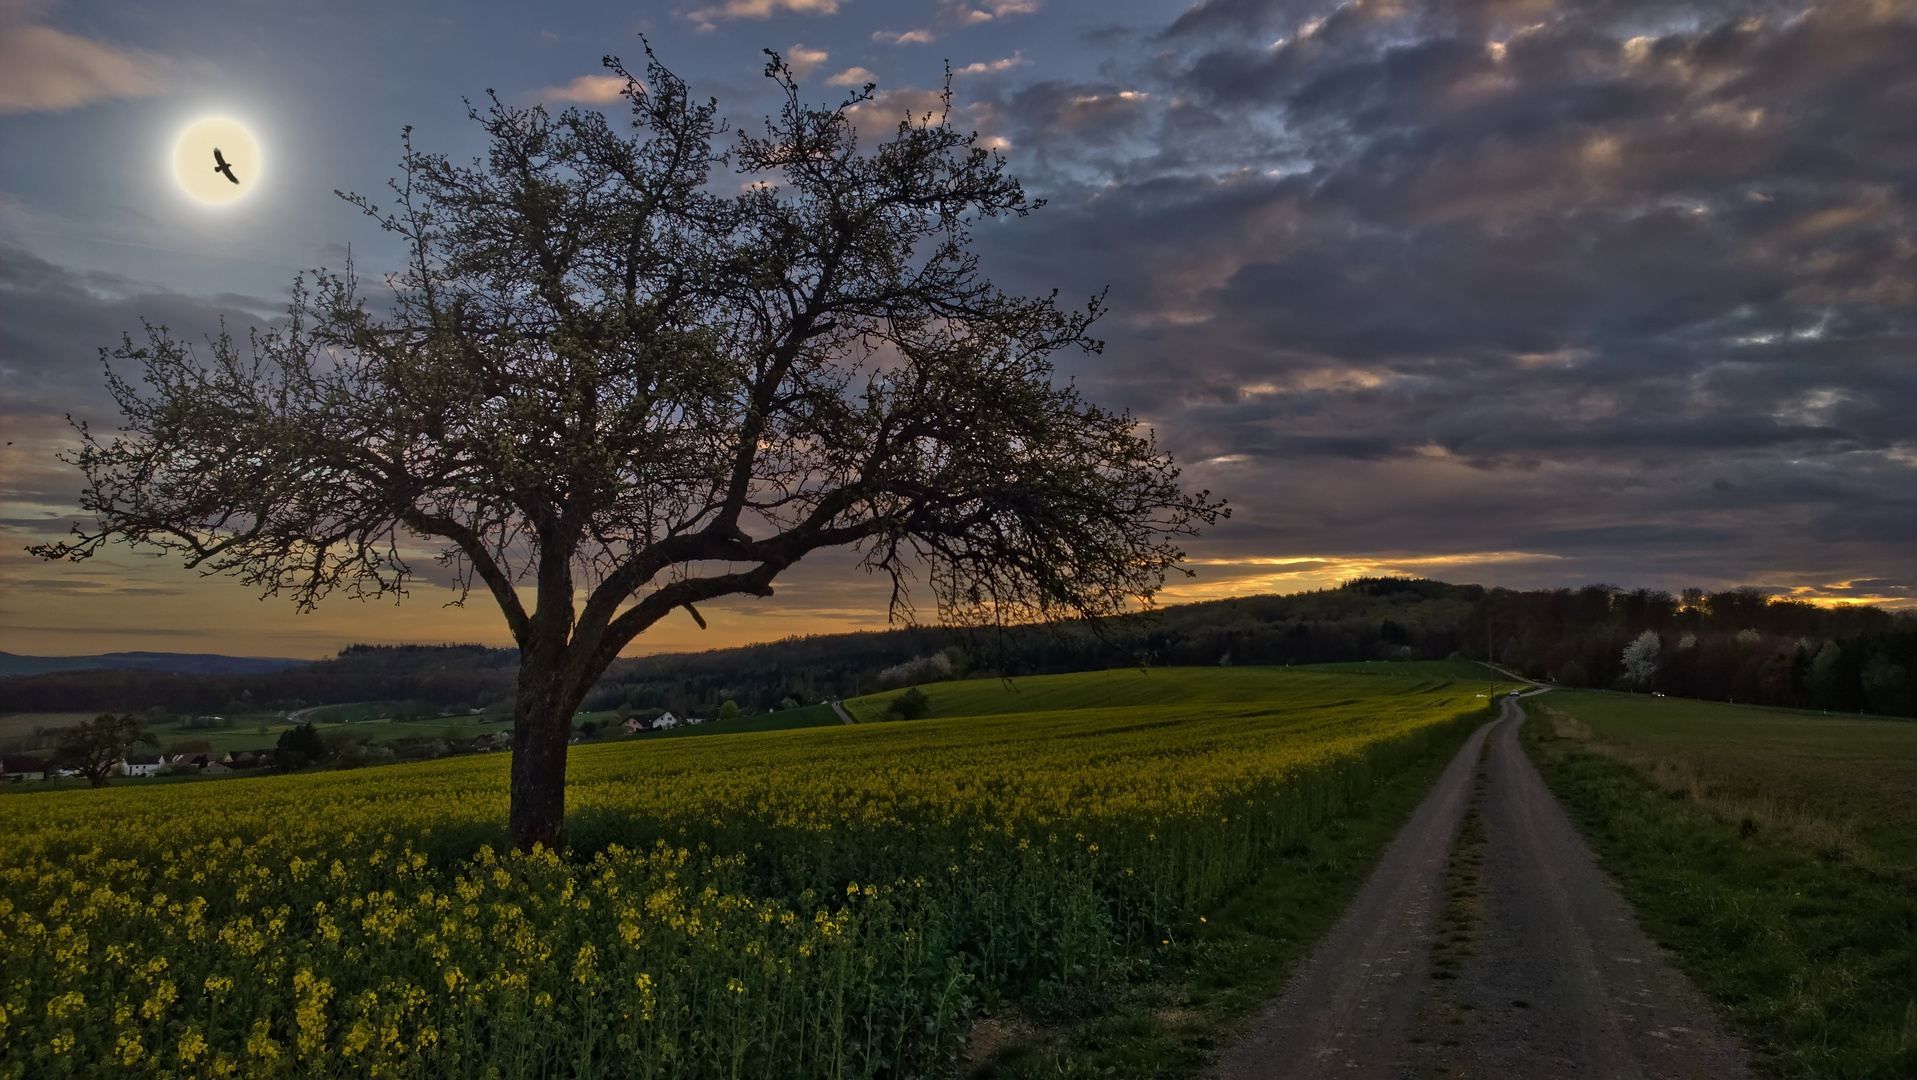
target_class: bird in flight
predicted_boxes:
[212,148,239,185]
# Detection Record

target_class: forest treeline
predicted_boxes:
[3,580,1912,718]
[0,644,520,717]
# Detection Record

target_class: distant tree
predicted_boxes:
[1621,630,1660,689]
[886,686,932,721]
[1810,641,1844,708]
[32,49,1219,851]
[779,696,800,711]
[1556,660,1589,688]
[877,652,953,688]
[54,713,158,788]
[275,722,330,769]
[1861,654,1911,715]
[717,700,742,721]
[577,720,600,738]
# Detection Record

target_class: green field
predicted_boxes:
[1524,690,1917,1078]
[3,666,1500,1078]
[844,658,1508,722]
[632,700,845,738]
[0,711,93,741]
[0,706,516,758]
[0,699,837,766]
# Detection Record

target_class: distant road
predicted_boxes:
[830,701,857,725]
[1215,695,1749,1079]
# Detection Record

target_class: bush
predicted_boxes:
[275,722,329,769]
[886,687,932,721]
[718,700,742,720]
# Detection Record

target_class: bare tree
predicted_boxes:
[33,50,1223,850]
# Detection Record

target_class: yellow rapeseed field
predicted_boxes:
[1,667,1495,1078]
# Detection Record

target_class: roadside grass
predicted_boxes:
[1522,691,1917,1079]
[958,712,1482,1079]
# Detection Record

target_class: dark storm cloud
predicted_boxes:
[0,242,280,508]
[3,0,1911,617]
[0,242,279,417]
[970,0,1917,601]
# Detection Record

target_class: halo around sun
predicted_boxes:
[172,118,261,204]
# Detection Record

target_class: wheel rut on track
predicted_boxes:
[1213,697,1751,1080]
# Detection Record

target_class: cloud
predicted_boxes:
[0,21,187,112]
[0,242,277,423]
[957,0,1917,603]
[873,29,937,45]
[844,87,966,131]
[826,66,877,87]
[528,74,629,105]
[1163,549,1568,601]
[786,44,830,79]
[683,0,843,29]
[0,239,288,583]
[953,52,1030,76]
[938,0,1043,25]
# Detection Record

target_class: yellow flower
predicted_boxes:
[294,968,333,1060]
[177,1026,208,1064]
[116,1030,145,1065]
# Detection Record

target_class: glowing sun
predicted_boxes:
[172,118,261,204]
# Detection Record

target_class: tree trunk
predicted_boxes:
[509,664,574,852]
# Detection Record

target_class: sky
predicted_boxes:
[1,0,1913,659]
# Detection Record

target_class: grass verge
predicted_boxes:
[1522,695,1917,1079]
[959,712,1481,1079]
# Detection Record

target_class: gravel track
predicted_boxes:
[1213,697,1751,1079]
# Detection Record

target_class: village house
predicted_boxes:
[2,755,48,782]
[649,711,682,730]
[121,755,168,778]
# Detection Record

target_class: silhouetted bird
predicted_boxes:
[213,148,239,184]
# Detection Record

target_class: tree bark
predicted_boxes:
[509,659,575,852]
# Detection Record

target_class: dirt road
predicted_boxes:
[1213,697,1750,1079]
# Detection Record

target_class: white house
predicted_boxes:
[121,755,168,778]
[651,711,681,730]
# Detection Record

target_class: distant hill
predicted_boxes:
[0,582,1910,718]
[0,651,311,677]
